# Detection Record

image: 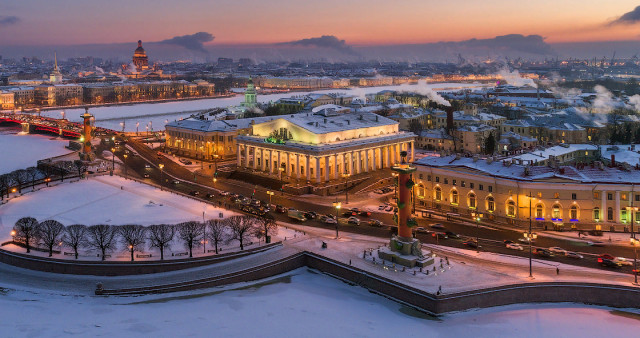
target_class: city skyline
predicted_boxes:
[2,0,640,47]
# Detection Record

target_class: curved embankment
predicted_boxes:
[0,242,282,276]
[92,251,640,315]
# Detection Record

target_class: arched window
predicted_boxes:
[487,197,495,212]
[506,200,516,217]
[535,204,544,218]
[451,190,459,205]
[570,205,578,220]
[435,187,442,201]
[552,204,561,219]
[468,193,476,209]
[593,207,600,221]
[417,184,425,198]
[621,208,628,223]
[607,207,614,221]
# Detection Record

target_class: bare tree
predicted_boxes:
[148,224,176,260]
[86,224,118,261]
[12,169,29,193]
[13,217,39,253]
[228,215,257,250]
[206,219,229,254]
[0,174,10,200]
[177,221,204,258]
[36,220,65,257]
[118,224,147,261]
[255,213,278,244]
[73,160,86,178]
[26,167,41,191]
[62,224,88,259]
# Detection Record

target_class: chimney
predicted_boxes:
[324,118,327,124]
[446,107,454,132]
[611,154,615,167]
[376,115,379,122]
[347,120,350,125]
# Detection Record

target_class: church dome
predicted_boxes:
[134,40,146,56]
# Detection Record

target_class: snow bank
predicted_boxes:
[0,129,73,174]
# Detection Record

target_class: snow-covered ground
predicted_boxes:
[0,128,73,174]
[40,83,489,132]
[0,175,235,240]
[0,268,638,337]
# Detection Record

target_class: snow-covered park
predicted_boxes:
[0,268,638,337]
[0,128,73,174]
[40,82,489,132]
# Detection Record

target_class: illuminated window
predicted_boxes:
[507,201,516,217]
[593,207,600,221]
[593,192,600,199]
[554,192,559,199]
[468,193,476,209]
[417,184,425,198]
[570,206,578,220]
[608,207,613,221]
[451,190,459,205]
[535,204,544,218]
[552,204,561,219]
[435,187,442,201]
[487,197,495,212]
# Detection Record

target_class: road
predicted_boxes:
[115,137,639,277]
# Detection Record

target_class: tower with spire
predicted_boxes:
[241,77,258,108]
[49,52,63,84]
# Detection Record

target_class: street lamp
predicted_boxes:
[626,206,638,239]
[123,154,128,177]
[529,193,534,278]
[213,153,219,175]
[471,211,482,253]
[279,164,286,196]
[266,190,274,207]
[213,177,217,187]
[631,237,639,285]
[10,230,16,242]
[111,147,116,171]
[524,231,538,278]
[342,172,351,204]
[158,163,164,191]
[333,200,341,238]
[200,146,205,170]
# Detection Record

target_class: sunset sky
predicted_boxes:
[1,0,640,46]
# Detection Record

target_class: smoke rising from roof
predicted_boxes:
[397,80,451,107]
[497,68,537,88]
[159,32,214,53]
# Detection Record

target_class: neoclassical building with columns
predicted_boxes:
[414,155,640,232]
[235,111,416,187]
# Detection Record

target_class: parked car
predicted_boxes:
[275,205,287,213]
[548,247,567,255]
[359,211,371,217]
[445,231,460,239]
[343,211,356,217]
[462,240,480,248]
[347,216,360,225]
[368,219,383,227]
[304,211,318,219]
[219,191,230,196]
[564,251,584,259]
[205,193,215,199]
[598,257,622,268]
[429,223,445,230]
[320,215,337,224]
[432,232,448,239]
[189,190,200,196]
[506,243,524,250]
[349,208,360,213]
[533,248,554,258]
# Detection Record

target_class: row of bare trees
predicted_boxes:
[0,160,86,200]
[11,214,278,261]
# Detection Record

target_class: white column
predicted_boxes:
[261,148,266,171]
[325,156,330,182]
[615,191,621,223]
[347,152,353,174]
[315,157,321,183]
[244,145,250,168]
[364,149,369,173]
[334,154,340,179]
[372,148,377,170]
[269,150,274,173]
[410,141,415,162]
[236,143,241,166]
[356,151,361,174]
[385,146,391,168]
[286,152,291,177]
[296,153,300,179]
[252,146,257,170]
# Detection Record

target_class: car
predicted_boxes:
[143,173,150,178]
[506,243,524,250]
[503,240,514,245]
[343,211,356,217]
[172,180,179,185]
[614,257,634,266]
[359,211,371,217]
[320,215,337,224]
[462,240,480,248]
[275,205,287,213]
[156,151,163,157]
[349,208,360,213]
[415,227,429,234]
[304,211,317,219]
[251,199,262,207]
[598,253,615,260]
[564,251,584,259]
[518,237,536,243]
[429,223,445,230]
[445,231,460,239]
[598,257,622,268]
[533,248,554,258]
[384,206,393,212]
[205,193,215,199]
[432,232,448,239]
[179,158,192,165]
[548,247,567,255]
[378,205,386,211]
[347,216,360,225]
[368,219,383,227]
[144,163,151,168]
[591,241,606,247]
[219,191,230,196]
[189,190,200,196]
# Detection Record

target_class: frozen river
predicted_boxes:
[39,82,489,132]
